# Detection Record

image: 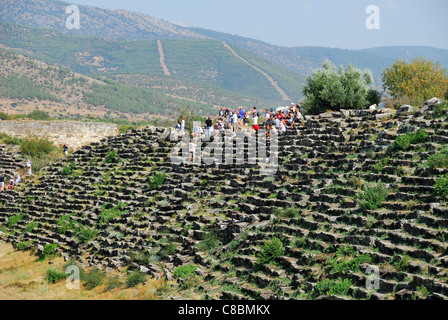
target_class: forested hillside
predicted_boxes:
[0,46,213,119]
[0,23,304,102]
[107,73,276,108]
[2,0,447,90]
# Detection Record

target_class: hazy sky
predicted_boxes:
[69,0,448,50]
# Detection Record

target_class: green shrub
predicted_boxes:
[273,206,301,218]
[24,222,39,233]
[56,215,98,243]
[197,230,220,252]
[20,137,57,157]
[16,240,33,251]
[0,132,22,145]
[393,254,411,272]
[313,278,353,298]
[325,253,372,274]
[391,129,428,152]
[335,246,357,257]
[75,224,99,244]
[8,214,24,228]
[98,203,128,227]
[106,275,123,291]
[0,111,10,120]
[129,249,154,265]
[291,236,307,249]
[105,150,118,163]
[61,162,76,175]
[39,243,59,261]
[126,271,147,288]
[119,125,140,134]
[257,237,284,265]
[392,134,412,151]
[46,268,67,284]
[434,175,448,198]
[83,268,105,290]
[159,242,177,256]
[356,182,389,210]
[27,110,50,120]
[148,171,166,190]
[412,129,429,144]
[373,157,390,173]
[432,102,448,118]
[173,264,197,279]
[426,149,448,169]
[56,214,74,234]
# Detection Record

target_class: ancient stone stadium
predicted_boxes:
[1,99,448,300]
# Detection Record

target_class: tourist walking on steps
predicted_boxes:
[63,143,69,157]
[243,112,249,132]
[14,173,21,185]
[205,117,213,137]
[25,159,32,177]
[232,110,238,133]
[0,173,5,191]
[189,134,197,164]
[7,177,14,190]
[181,119,186,136]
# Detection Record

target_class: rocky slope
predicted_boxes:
[1,100,448,300]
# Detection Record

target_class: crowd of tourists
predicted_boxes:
[0,170,22,192]
[0,143,70,192]
[174,103,304,163]
[0,158,30,191]
[175,103,304,140]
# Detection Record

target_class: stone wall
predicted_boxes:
[0,120,119,150]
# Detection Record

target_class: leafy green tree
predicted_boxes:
[257,237,284,265]
[382,57,448,106]
[27,110,50,120]
[302,60,375,114]
[366,88,382,107]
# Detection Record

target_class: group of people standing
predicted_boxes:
[0,142,69,192]
[0,170,21,191]
[184,103,304,139]
[175,103,304,163]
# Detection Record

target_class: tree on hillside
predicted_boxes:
[177,104,202,133]
[382,57,448,106]
[302,60,377,115]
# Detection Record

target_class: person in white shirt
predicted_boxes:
[279,121,287,135]
[252,107,259,125]
[15,173,21,185]
[232,111,238,132]
[25,159,32,177]
[189,138,197,163]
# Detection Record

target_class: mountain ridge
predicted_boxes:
[2,0,447,82]
[0,22,306,102]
